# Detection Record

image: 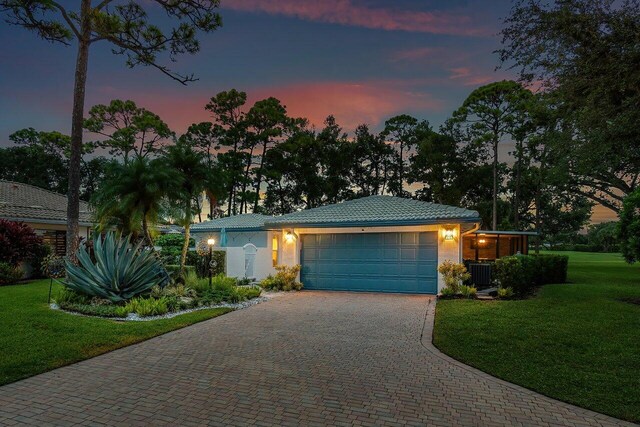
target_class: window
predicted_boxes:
[272,235,279,267]
[40,230,66,255]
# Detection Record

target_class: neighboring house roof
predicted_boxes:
[191,213,273,232]
[155,224,183,234]
[0,180,93,226]
[266,195,480,228]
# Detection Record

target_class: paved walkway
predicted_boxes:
[0,292,633,426]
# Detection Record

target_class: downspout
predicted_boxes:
[460,223,481,262]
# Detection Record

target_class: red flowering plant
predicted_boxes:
[0,219,44,266]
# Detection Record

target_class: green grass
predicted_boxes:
[0,279,232,386]
[434,251,640,422]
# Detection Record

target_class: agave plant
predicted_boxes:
[64,232,169,302]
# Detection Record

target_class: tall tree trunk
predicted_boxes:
[66,0,91,259]
[195,195,202,223]
[492,138,499,230]
[514,140,522,229]
[240,148,254,214]
[534,187,541,254]
[252,140,268,212]
[142,212,153,247]
[180,203,191,275]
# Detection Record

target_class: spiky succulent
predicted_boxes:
[64,232,169,302]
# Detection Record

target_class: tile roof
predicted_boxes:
[266,195,480,227]
[0,180,93,225]
[191,213,273,232]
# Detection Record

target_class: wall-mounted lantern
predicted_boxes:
[441,226,457,241]
[284,231,295,243]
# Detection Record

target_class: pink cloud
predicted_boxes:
[89,80,442,135]
[224,0,490,37]
[250,81,443,131]
[448,67,495,86]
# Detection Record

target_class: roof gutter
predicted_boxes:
[0,216,94,227]
[461,222,481,236]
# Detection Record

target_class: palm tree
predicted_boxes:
[91,158,177,246]
[164,139,211,274]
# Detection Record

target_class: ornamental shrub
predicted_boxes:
[41,254,66,279]
[459,285,477,299]
[439,286,456,298]
[619,188,640,263]
[261,265,303,291]
[0,219,44,266]
[531,254,569,284]
[155,234,194,264]
[494,254,568,297]
[437,260,471,293]
[64,232,170,302]
[0,262,23,286]
[124,296,169,317]
[190,250,225,278]
[497,287,514,299]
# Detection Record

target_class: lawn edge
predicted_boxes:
[431,299,636,424]
[0,306,234,388]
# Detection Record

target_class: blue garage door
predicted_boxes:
[300,232,438,294]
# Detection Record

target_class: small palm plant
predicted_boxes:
[64,232,169,302]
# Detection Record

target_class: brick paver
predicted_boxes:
[0,292,633,426]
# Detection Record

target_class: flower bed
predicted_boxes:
[53,272,264,320]
[52,292,274,321]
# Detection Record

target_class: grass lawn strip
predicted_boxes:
[433,251,640,423]
[0,279,234,386]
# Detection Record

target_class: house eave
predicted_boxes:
[0,216,94,227]
[265,217,482,229]
[190,226,266,233]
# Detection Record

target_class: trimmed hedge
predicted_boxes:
[494,254,568,297]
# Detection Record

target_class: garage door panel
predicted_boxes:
[301,232,438,294]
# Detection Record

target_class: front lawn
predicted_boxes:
[0,279,231,386]
[434,251,640,423]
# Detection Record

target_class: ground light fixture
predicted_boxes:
[207,238,215,288]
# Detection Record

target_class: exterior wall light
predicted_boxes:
[442,226,456,241]
[284,231,295,243]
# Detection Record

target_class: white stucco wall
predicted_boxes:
[192,230,279,281]
[194,224,473,292]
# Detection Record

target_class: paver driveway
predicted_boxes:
[0,292,632,426]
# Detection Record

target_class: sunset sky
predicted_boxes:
[0,0,514,139]
[0,0,613,222]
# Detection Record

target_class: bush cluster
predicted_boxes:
[56,271,262,319]
[155,234,195,264]
[190,250,226,278]
[261,265,303,291]
[0,219,44,266]
[494,254,568,296]
[0,262,23,286]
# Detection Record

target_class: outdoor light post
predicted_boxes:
[207,238,215,288]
